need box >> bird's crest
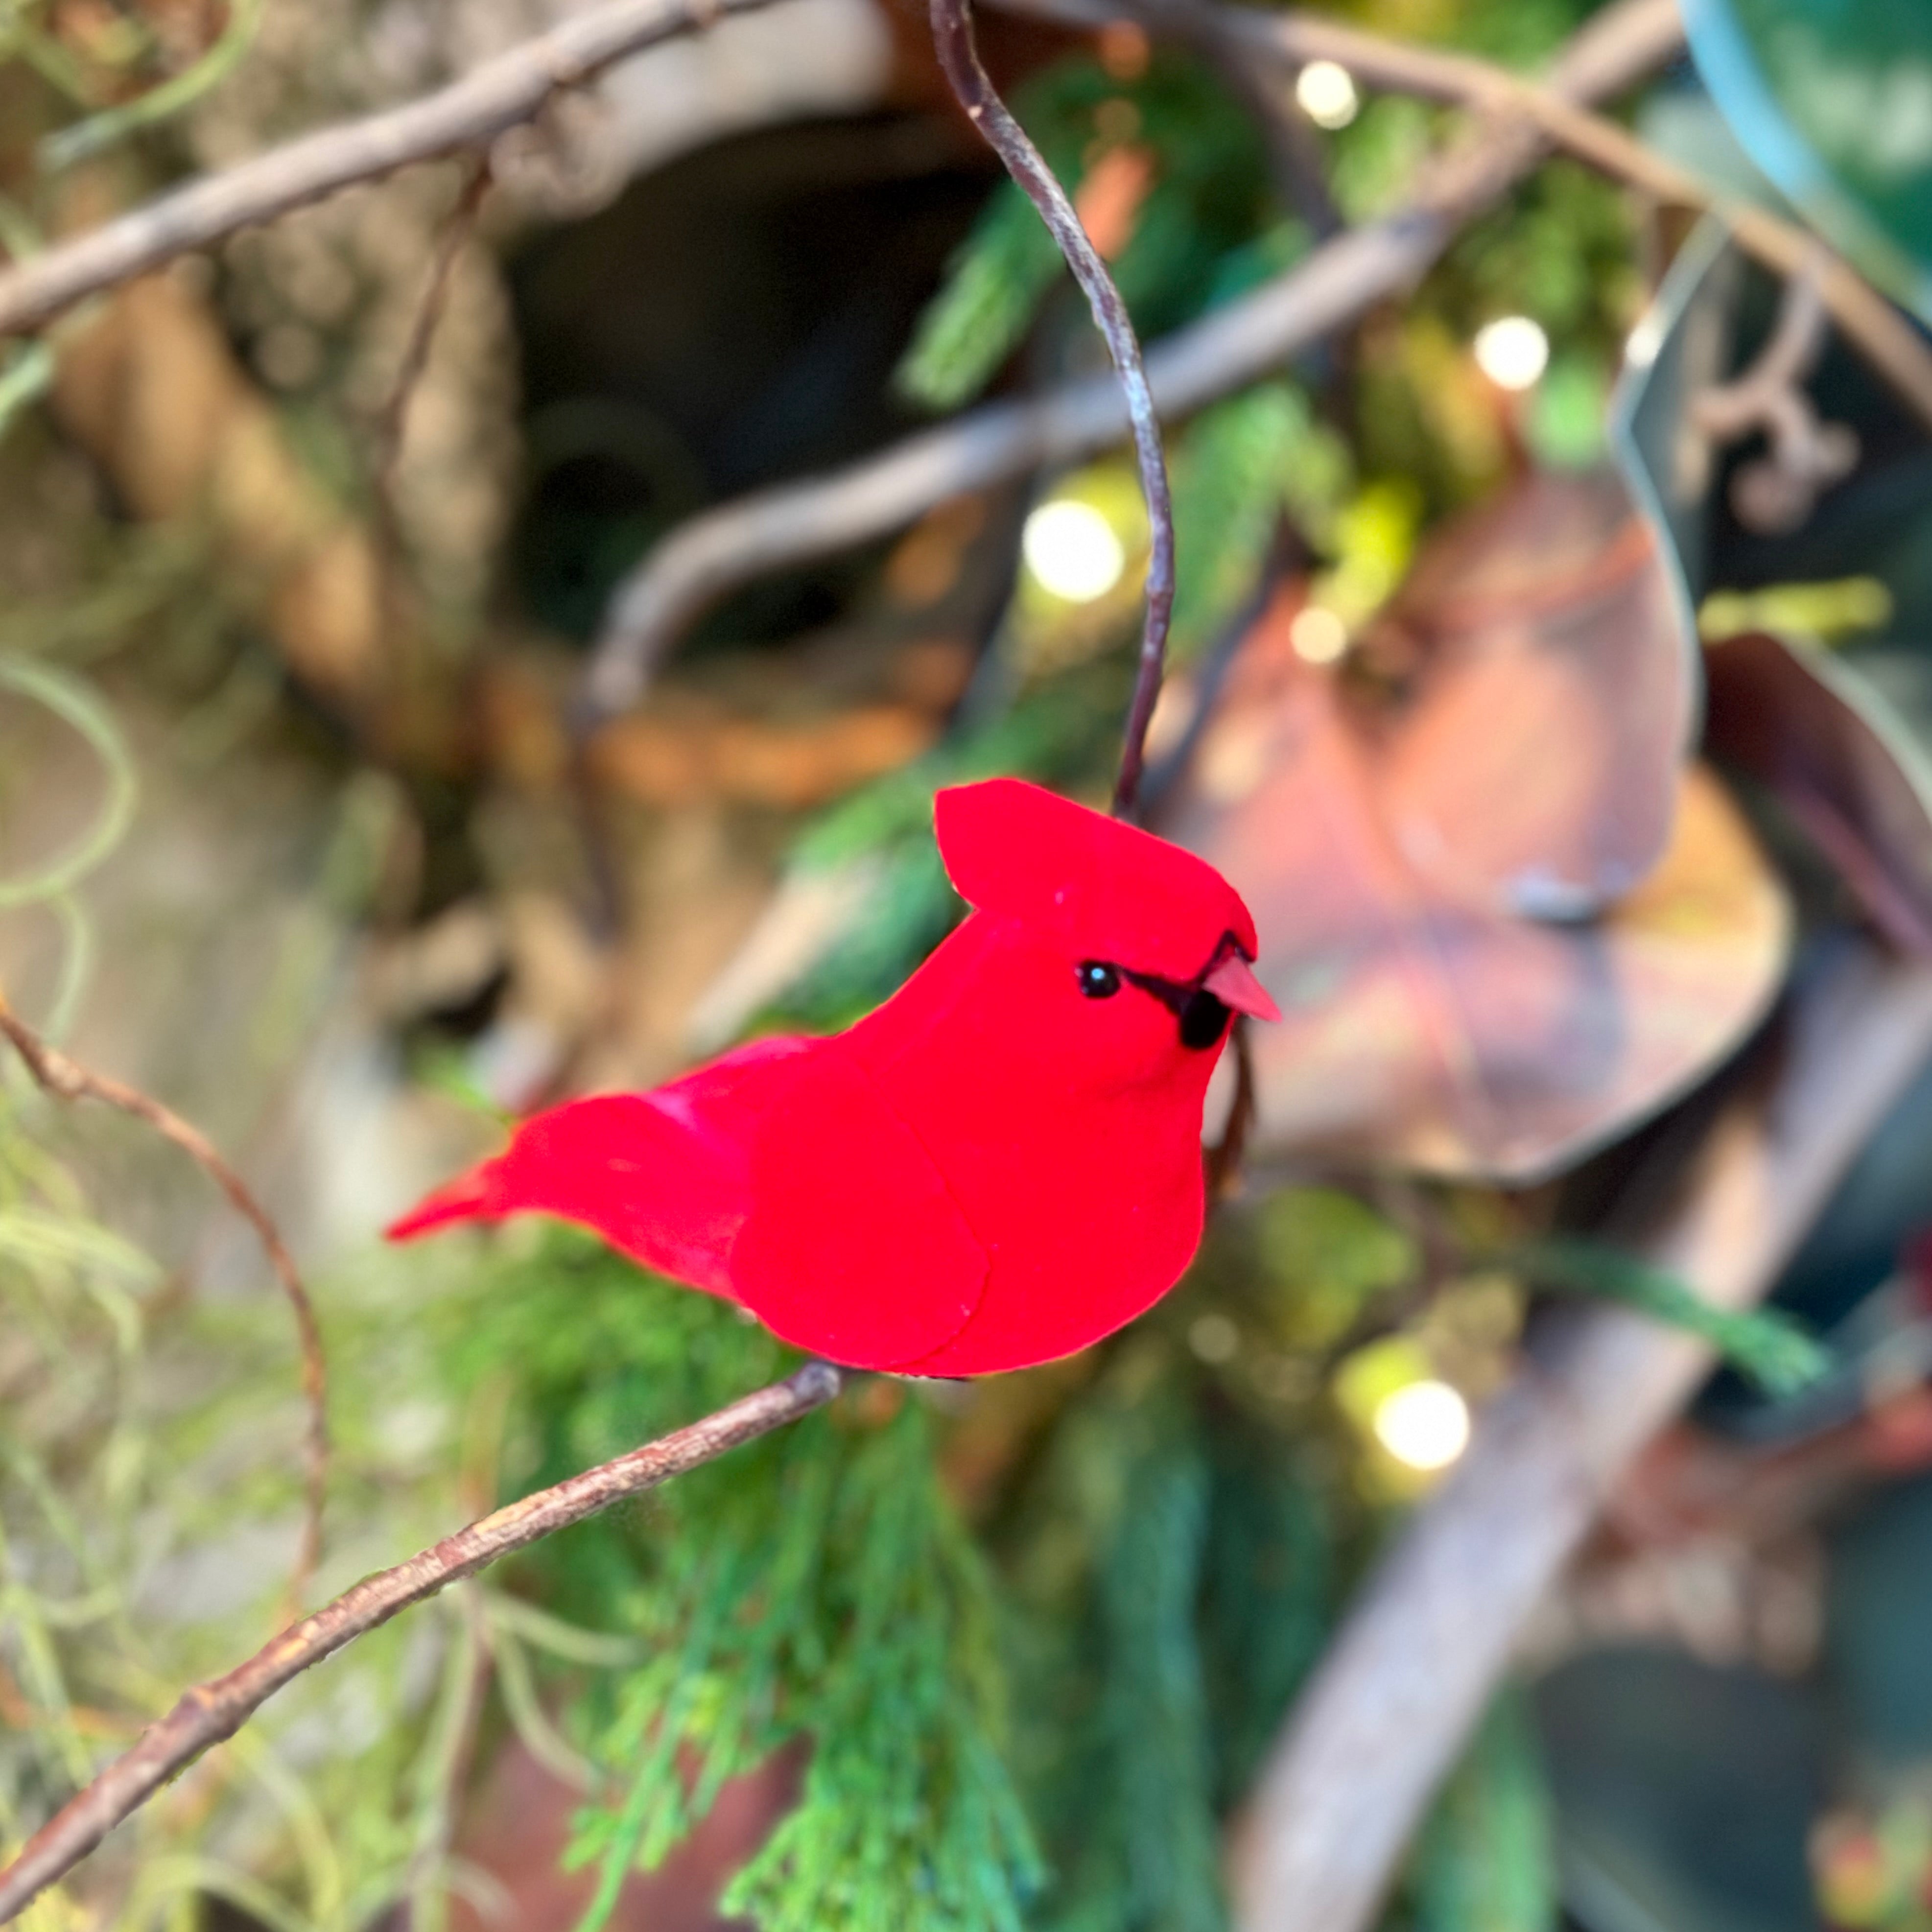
[934,778,1258,981]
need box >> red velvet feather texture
[386,778,1271,1374]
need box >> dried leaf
[1163,570,1788,1180]
[1706,630,1932,956]
[1350,467,1695,919]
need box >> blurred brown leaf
[1348,467,1695,920]
[478,624,971,808]
[1163,487,1787,1179]
[589,696,942,810]
[448,1739,803,1932]
[1706,629,1932,956]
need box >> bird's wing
[727,1042,988,1371]
[385,1035,813,1295]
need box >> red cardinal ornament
[387,779,1278,1375]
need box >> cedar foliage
[436,1234,1041,1932]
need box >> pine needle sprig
[897,56,1272,415]
[1168,382,1352,660]
[1518,1237,1831,1397]
[1405,1691,1557,1932]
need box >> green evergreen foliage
[1443,161,1642,349]
[1329,97,1445,226]
[1519,1237,1831,1396]
[989,1298,1358,1932]
[1102,73,1272,344]
[429,1219,1389,1932]
[1198,219,1313,310]
[1089,1417,1222,1932]
[1405,1692,1558,1932]
[726,1419,1040,1932]
[1338,141,1635,512]
[898,188,1068,413]
[1004,1366,1224,1932]
[1407,0,1597,71]
[436,1232,1040,1932]
[1168,383,1352,660]
[1197,1428,1335,1809]
[897,55,1272,413]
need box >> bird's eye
[1077,961,1122,1000]
[1178,988,1231,1050]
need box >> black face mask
[1074,960,1234,1052]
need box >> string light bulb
[1022,499,1127,602]
[1473,315,1550,391]
[1289,606,1349,663]
[1372,1379,1471,1471]
[1296,60,1360,129]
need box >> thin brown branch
[1226,942,1932,1932]
[576,0,1685,728]
[373,156,493,520]
[0,1359,843,1923]
[0,0,787,339]
[925,0,1174,817]
[0,990,330,1608]
[1695,240,1834,428]
[1203,1015,1256,1200]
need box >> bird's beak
[1204,954,1281,1023]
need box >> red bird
[387,778,1278,1375]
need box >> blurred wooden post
[1229,939,1932,1932]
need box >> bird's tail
[381,1092,749,1299]
[384,1162,503,1242]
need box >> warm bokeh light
[1473,315,1550,391]
[1289,604,1349,663]
[1296,59,1360,129]
[1022,498,1127,602]
[1372,1379,1471,1471]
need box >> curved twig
[0,1360,843,1923]
[1203,1016,1257,1199]
[1690,250,1859,533]
[0,991,330,1607]
[373,156,494,519]
[0,0,789,339]
[576,0,1686,730]
[926,0,1174,818]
